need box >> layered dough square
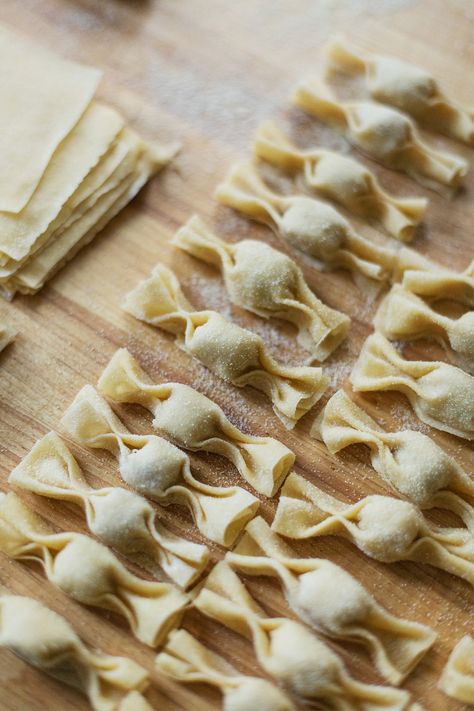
[0,25,177,298]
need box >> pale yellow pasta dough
[439,636,474,704]
[394,247,474,308]
[61,385,259,547]
[0,24,101,213]
[215,162,395,281]
[375,285,474,373]
[2,172,134,296]
[117,692,155,711]
[172,215,350,364]
[0,102,124,265]
[156,628,296,711]
[173,215,350,363]
[294,78,468,191]
[350,332,474,438]
[125,263,328,428]
[97,348,295,497]
[0,594,150,711]
[326,35,474,145]
[226,516,435,686]
[195,561,423,707]
[9,431,209,588]
[0,120,136,280]
[313,390,474,526]
[3,139,171,297]
[254,121,427,241]
[0,491,189,646]
[272,473,474,586]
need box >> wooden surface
[0,1,473,709]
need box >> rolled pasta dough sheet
[0,24,101,213]
[0,127,131,279]
[0,102,124,265]
[0,128,144,284]
[8,145,163,294]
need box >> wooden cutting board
[0,1,472,709]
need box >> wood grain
[0,1,473,709]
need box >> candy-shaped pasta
[97,348,294,497]
[253,121,427,241]
[173,215,350,362]
[0,492,189,646]
[313,390,474,527]
[325,36,474,145]
[215,162,395,281]
[9,431,209,588]
[61,385,259,546]
[124,263,328,428]
[375,285,474,372]
[294,78,468,190]
[439,636,474,704]
[226,516,435,685]
[0,594,152,711]
[272,473,474,587]
[194,561,422,707]
[350,332,474,438]
[394,247,474,308]
[156,628,296,711]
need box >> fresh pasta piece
[97,348,295,497]
[313,390,474,527]
[0,323,15,352]
[0,491,189,646]
[61,385,259,546]
[350,332,474,438]
[9,431,209,588]
[0,594,150,711]
[294,78,468,190]
[0,24,101,214]
[253,121,427,241]
[117,693,154,711]
[325,36,474,145]
[394,247,474,308]
[272,473,474,587]
[125,263,328,428]
[215,162,395,281]
[439,636,474,704]
[156,628,296,711]
[172,215,350,362]
[194,561,420,707]
[227,516,435,685]
[374,285,474,372]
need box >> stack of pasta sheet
[0,25,176,299]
